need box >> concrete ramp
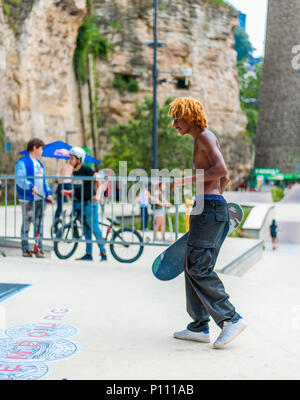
[216,237,264,276]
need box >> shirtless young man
[169,97,246,349]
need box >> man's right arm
[15,160,34,190]
[220,175,230,194]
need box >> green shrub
[132,212,186,233]
[165,213,186,233]
[108,21,124,33]
[73,16,113,84]
[113,74,139,93]
[209,0,231,6]
[271,186,285,202]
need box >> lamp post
[153,0,158,170]
[144,1,192,170]
[144,4,167,170]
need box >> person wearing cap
[68,146,107,261]
[15,138,54,258]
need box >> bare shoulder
[196,129,218,148]
[62,163,73,171]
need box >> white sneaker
[173,329,210,343]
[213,318,246,349]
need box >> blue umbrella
[19,140,101,164]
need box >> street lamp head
[180,68,192,77]
[144,40,167,48]
[242,98,261,104]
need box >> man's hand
[46,195,55,204]
[32,186,39,196]
[220,175,230,194]
[93,195,101,202]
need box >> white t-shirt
[139,189,149,207]
[31,157,45,200]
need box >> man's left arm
[93,172,103,201]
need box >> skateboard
[152,202,243,281]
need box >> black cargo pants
[185,197,240,332]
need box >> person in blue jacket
[16,138,54,257]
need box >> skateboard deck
[152,202,243,281]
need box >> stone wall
[0,0,86,155]
[94,0,246,141]
[0,0,248,182]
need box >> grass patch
[123,212,186,233]
[209,0,232,7]
[229,206,252,238]
[271,186,285,202]
[121,206,252,239]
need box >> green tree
[101,97,193,173]
[234,27,255,62]
[73,16,112,84]
[73,15,113,159]
[238,61,263,139]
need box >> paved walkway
[225,186,300,245]
[0,239,299,380]
[0,188,299,380]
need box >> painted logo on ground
[5,323,78,339]
[0,362,50,380]
[0,337,78,363]
[0,308,80,380]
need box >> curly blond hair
[168,97,208,130]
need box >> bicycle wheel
[50,218,63,238]
[110,227,144,263]
[54,223,80,259]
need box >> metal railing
[0,175,185,256]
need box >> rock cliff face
[0,0,248,184]
[0,0,86,149]
[94,0,246,137]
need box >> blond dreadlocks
[168,97,208,130]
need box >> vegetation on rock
[101,97,193,173]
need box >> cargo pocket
[186,244,214,276]
[215,203,228,222]
[188,246,212,265]
[188,212,217,248]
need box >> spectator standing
[16,138,53,258]
[68,147,107,261]
[152,181,171,241]
[138,185,150,231]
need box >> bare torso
[193,129,224,195]
[58,163,73,184]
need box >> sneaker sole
[173,333,210,343]
[213,324,247,349]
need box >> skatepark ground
[0,242,300,380]
[0,185,300,380]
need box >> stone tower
[255,0,300,173]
